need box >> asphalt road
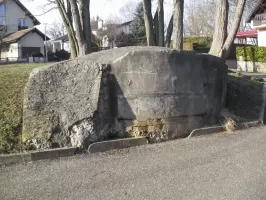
[1,127,266,200]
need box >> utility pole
[44,23,48,62]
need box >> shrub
[236,46,266,62]
[223,118,237,133]
[32,52,44,57]
[55,50,70,60]
[114,32,135,47]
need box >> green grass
[0,63,49,154]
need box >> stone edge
[1,121,262,166]
[0,147,78,166]
[88,137,148,154]
[188,120,262,138]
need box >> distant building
[116,21,133,35]
[247,0,266,46]
[235,30,258,45]
[51,34,98,53]
[51,35,70,53]
[0,0,49,60]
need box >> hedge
[169,37,212,49]
[236,46,266,62]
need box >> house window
[19,18,27,27]
[0,4,5,15]
[18,18,28,30]
[0,16,5,25]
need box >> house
[247,0,266,46]
[51,34,98,53]
[0,0,49,60]
[51,34,70,53]
[235,30,258,45]
[116,21,133,35]
[51,17,117,52]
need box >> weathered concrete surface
[81,47,227,141]
[237,61,266,73]
[226,75,266,121]
[23,60,111,149]
[23,47,227,149]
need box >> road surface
[1,127,266,200]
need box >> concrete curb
[238,121,262,129]
[0,147,78,166]
[188,120,262,138]
[88,137,148,153]
[187,126,224,138]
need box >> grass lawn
[0,63,50,154]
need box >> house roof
[53,34,68,42]
[3,27,50,43]
[246,0,266,22]
[117,21,133,27]
[236,30,258,38]
[0,0,40,25]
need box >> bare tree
[47,20,66,39]
[172,0,184,50]
[119,2,137,22]
[158,0,164,47]
[143,0,156,46]
[37,0,92,58]
[165,15,173,47]
[219,0,246,59]
[210,0,246,59]
[184,0,216,37]
[209,0,229,56]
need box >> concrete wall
[23,47,228,149]
[237,61,266,73]
[226,76,266,121]
[8,43,19,58]
[258,28,266,47]
[83,47,228,140]
[5,0,34,33]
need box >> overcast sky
[20,0,173,33]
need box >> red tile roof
[236,30,258,38]
[3,28,50,43]
[3,28,34,42]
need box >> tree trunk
[172,0,184,50]
[69,0,86,56]
[55,0,78,58]
[209,0,229,56]
[158,0,164,47]
[154,9,159,46]
[220,0,246,59]
[78,0,92,54]
[165,15,173,47]
[143,0,156,46]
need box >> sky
[20,0,173,33]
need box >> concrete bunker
[23,47,227,149]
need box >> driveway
[1,127,266,200]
